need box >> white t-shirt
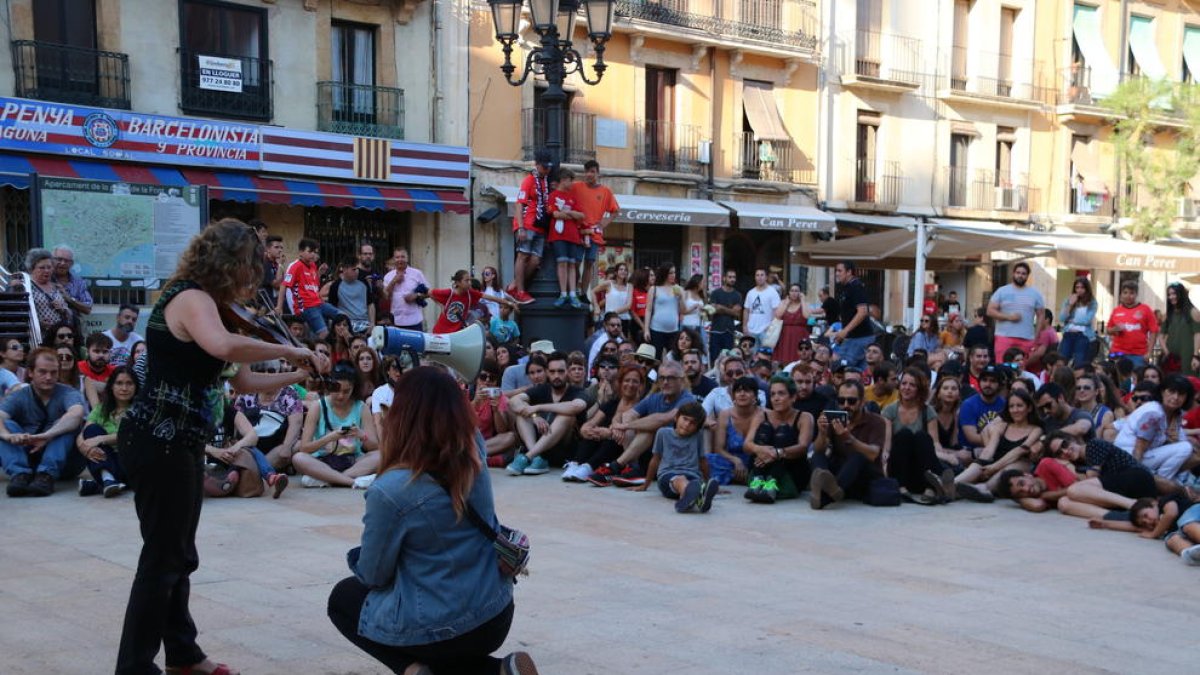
[103,329,144,367]
[743,286,781,335]
[370,383,394,415]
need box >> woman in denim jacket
[327,365,537,675]
[1060,276,1098,368]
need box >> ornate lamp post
[486,0,616,351]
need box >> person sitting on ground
[908,314,941,358]
[665,328,704,368]
[79,332,115,407]
[953,389,1042,502]
[499,340,554,395]
[1113,378,1200,481]
[930,373,972,472]
[489,302,521,345]
[882,367,954,504]
[326,366,537,674]
[1127,496,1200,565]
[328,314,356,365]
[632,402,720,514]
[293,364,380,488]
[864,361,899,412]
[0,347,86,497]
[76,366,136,498]
[103,303,144,368]
[958,363,1007,452]
[506,352,588,476]
[584,312,625,373]
[1035,382,1094,440]
[704,375,762,487]
[1002,346,1042,389]
[0,338,25,392]
[566,351,590,391]
[963,344,991,397]
[791,363,830,420]
[353,347,384,402]
[472,359,518,464]
[782,338,815,375]
[742,375,814,504]
[369,357,405,431]
[202,399,289,499]
[682,348,717,399]
[570,365,648,484]
[584,355,620,417]
[809,380,888,510]
[234,371,306,473]
[586,360,697,487]
[1075,373,1117,442]
[55,344,81,390]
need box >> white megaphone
[369,324,485,380]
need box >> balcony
[943,167,1034,213]
[1068,181,1114,218]
[11,40,131,109]
[521,108,597,165]
[939,47,1054,110]
[854,159,902,207]
[841,30,923,93]
[733,132,814,184]
[316,81,404,140]
[635,120,702,174]
[615,0,818,54]
[179,49,272,121]
[1055,65,1111,124]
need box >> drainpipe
[911,219,928,331]
[1115,0,1129,226]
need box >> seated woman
[370,356,404,431]
[204,401,289,499]
[354,347,384,402]
[930,374,972,472]
[1074,373,1116,442]
[882,367,954,505]
[742,375,813,503]
[473,358,518,465]
[56,344,81,390]
[293,363,380,488]
[707,376,763,485]
[572,365,647,485]
[953,390,1043,501]
[76,366,137,497]
[326,365,536,674]
[234,369,306,473]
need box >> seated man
[588,360,696,486]
[1035,382,1093,439]
[78,332,115,409]
[863,361,898,412]
[0,347,86,497]
[682,349,717,399]
[506,351,588,476]
[958,364,1006,451]
[809,380,887,510]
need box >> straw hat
[634,343,660,364]
[530,339,555,354]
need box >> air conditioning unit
[1179,197,1198,220]
[995,186,1017,210]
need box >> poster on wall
[689,243,703,278]
[708,243,723,290]
[597,241,634,279]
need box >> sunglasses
[57,354,73,361]
[598,363,617,369]
[1076,385,1094,391]
[478,372,497,382]
[1131,395,1152,403]
[725,369,745,377]
[837,397,859,404]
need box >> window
[28,0,100,102]
[855,0,882,76]
[998,7,1017,96]
[179,0,271,119]
[995,128,1014,185]
[951,0,969,89]
[949,133,971,206]
[855,111,879,201]
[1185,26,1200,84]
[642,66,677,169]
[331,22,376,122]
[34,0,96,47]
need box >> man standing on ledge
[570,159,619,299]
[987,261,1044,363]
[830,261,874,370]
[509,150,553,305]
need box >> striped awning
[0,154,468,214]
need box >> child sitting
[1128,496,1200,565]
[634,402,719,513]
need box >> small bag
[761,317,784,349]
[433,477,530,582]
[866,477,902,507]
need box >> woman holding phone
[292,363,379,488]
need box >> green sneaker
[523,455,550,475]
[744,476,765,501]
[760,477,779,504]
[505,453,530,476]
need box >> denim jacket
[1060,298,1098,340]
[349,438,513,646]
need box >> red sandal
[165,663,237,675]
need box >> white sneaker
[571,463,593,482]
[1181,544,1200,566]
[560,461,579,482]
[300,475,330,488]
[352,473,377,490]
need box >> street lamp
[486,0,616,351]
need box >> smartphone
[824,410,849,425]
[482,387,501,398]
[340,425,353,433]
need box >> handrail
[18,271,41,347]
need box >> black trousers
[811,449,879,502]
[887,429,945,494]
[115,429,206,675]
[572,435,622,468]
[327,576,513,674]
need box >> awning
[1073,4,1118,97]
[0,154,468,213]
[798,219,1052,263]
[1070,139,1108,194]
[1053,236,1200,273]
[1186,27,1200,86]
[832,212,919,228]
[487,185,730,228]
[1128,16,1168,80]
[742,82,790,142]
[718,200,835,233]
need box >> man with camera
[809,380,887,509]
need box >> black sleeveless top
[122,281,228,446]
[753,410,803,454]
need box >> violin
[217,292,335,390]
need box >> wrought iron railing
[943,47,1054,103]
[11,40,131,109]
[1059,64,1094,105]
[316,81,405,140]
[943,167,1033,211]
[636,120,701,173]
[734,132,814,184]
[853,30,922,85]
[615,0,818,52]
[179,49,272,120]
[855,159,902,205]
[521,108,597,165]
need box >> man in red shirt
[509,150,554,304]
[278,238,339,339]
[570,159,620,297]
[547,169,585,309]
[1107,280,1159,368]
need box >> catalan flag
[354,137,391,181]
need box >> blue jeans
[835,335,875,370]
[302,303,342,336]
[1060,332,1090,367]
[248,447,276,477]
[82,423,127,483]
[0,419,83,479]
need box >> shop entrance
[722,229,786,294]
[633,224,682,274]
[304,207,409,274]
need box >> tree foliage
[1100,78,1200,241]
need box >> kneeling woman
[327,366,537,674]
[293,364,379,488]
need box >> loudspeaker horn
[369,324,485,381]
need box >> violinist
[115,219,328,675]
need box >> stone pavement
[1,471,1197,674]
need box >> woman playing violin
[115,219,327,675]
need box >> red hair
[379,366,481,517]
